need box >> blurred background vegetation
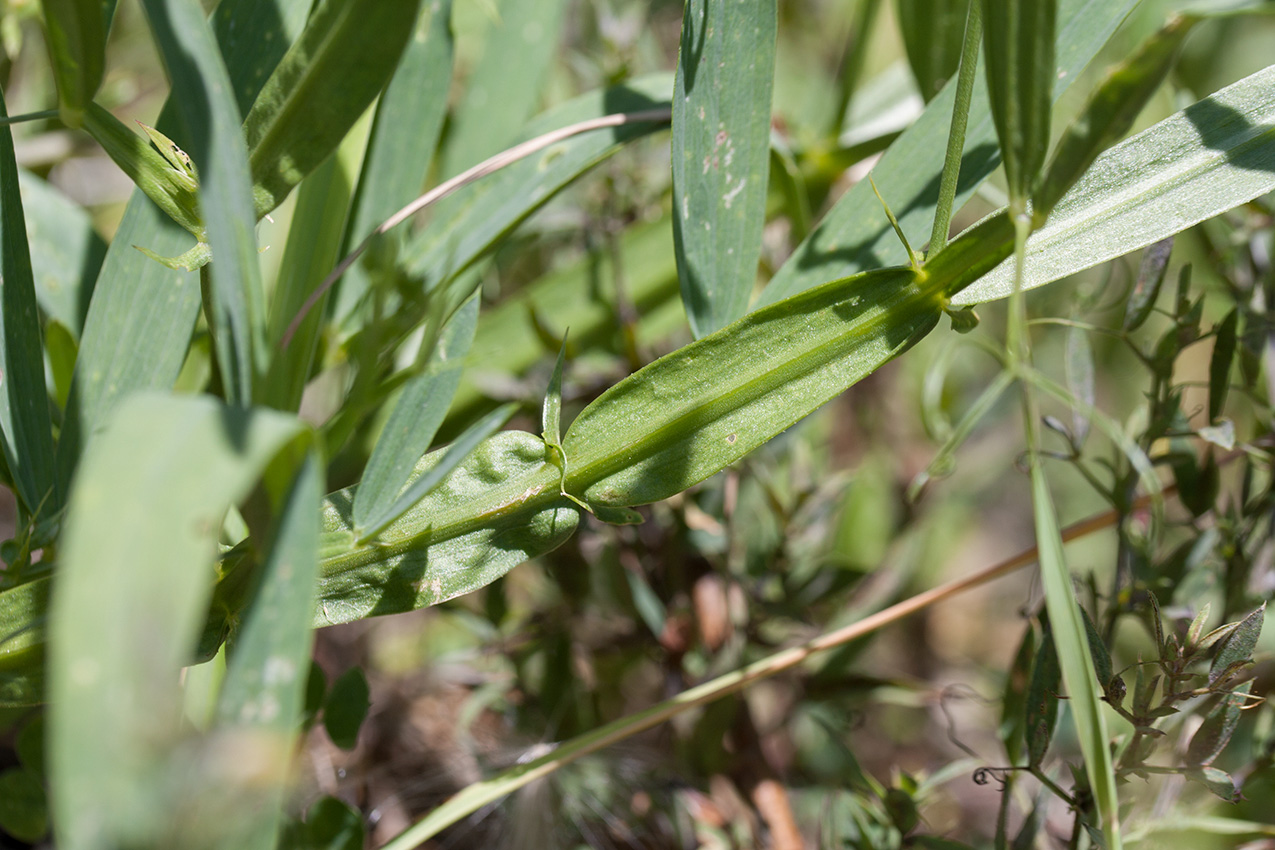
[1,0,1274,847]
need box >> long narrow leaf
[141,0,266,407]
[756,0,1137,308]
[0,90,57,520]
[672,0,776,336]
[17,168,105,338]
[244,0,422,219]
[352,296,479,532]
[356,402,516,544]
[955,63,1275,304]
[39,0,113,127]
[1029,467,1120,843]
[979,0,1055,215]
[48,393,313,850]
[214,449,322,850]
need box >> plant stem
[379,496,1161,850]
[0,109,60,126]
[927,1,982,257]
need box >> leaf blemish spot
[726,433,737,444]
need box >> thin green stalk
[378,498,1154,850]
[927,1,982,256]
[0,109,60,126]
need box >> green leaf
[293,796,364,850]
[17,168,105,337]
[322,668,370,751]
[330,0,454,324]
[999,627,1035,765]
[403,75,673,288]
[0,767,47,842]
[244,0,423,219]
[48,393,316,850]
[1035,14,1198,219]
[355,403,517,544]
[898,0,974,101]
[39,0,112,127]
[1122,238,1173,332]
[1209,309,1239,422]
[213,450,322,850]
[0,578,49,706]
[758,0,1137,308]
[435,0,568,179]
[1029,467,1120,841]
[263,116,369,410]
[1079,604,1112,687]
[80,103,205,239]
[1209,603,1264,686]
[1065,324,1094,448]
[141,0,267,407]
[0,89,58,520]
[672,0,776,337]
[562,266,943,507]
[1184,766,1241,803]
[1187,680,1251,766]
[979,0,1055,215]
[352,297,480,536]
[312,430,580,626]
[954,63,1275,305]
[1025,629,1059,767]
[542,333,567,449]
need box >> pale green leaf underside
[956,63,1275,305]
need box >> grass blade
[954,64,1275,304]
[898,0,974,102]
[48,393,312,850]
[672,0,776,337]
[979,0,1055,216]
[757,0,1136,308]
[1028,465,1121,846]
[39,0,112,127]
[141,0,265,407]
[355,402,516,544]
[17,168,105,338]
[0,90,57,521]
[261,111,369,410]
[214,449,322,850]
[244,0,422,219]
[352,296,479,534]
[330,0,454,325]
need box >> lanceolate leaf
[352,296,479,533]
[898,0,974,101]
[49,393,316,850]
[244,0,423,219]
[756,0,1137,308]
[979,0,1055,214]
[39,0,113,128]
[0,90,57,519]
[955,64,1275,305]
[17,168,106,338]
[672,0,776,337]
[311,431,581,625]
